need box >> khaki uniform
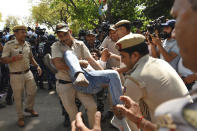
[100,36,120,68]
[51,39,97,128]
[2,39,37,119]
[124,55,191,129]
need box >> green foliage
[0,12,2,22]
[138,0,174,19]
[30,0,174,33]
[31,0,69,30]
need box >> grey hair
[189,0,197,10]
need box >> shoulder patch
[74,39,84,45]
[6,40,15,45]
[25,41,31,46]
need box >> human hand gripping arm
[87,56,104,70]
[115,96,157,131]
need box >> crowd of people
[0,0,197,130]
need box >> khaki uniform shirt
[124,55,190,122]
[100,36,120,68]
[51,39,91,81]
[2,39,32,72]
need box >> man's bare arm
[110,53,121,61]
[30,56,39,67]
[87,56,103,70]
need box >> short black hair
[118,23,131,32]
[189,0,197,10]
[121,42,149,56]
[90,49,101,58]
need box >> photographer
[151,20,180,71]
[34,27,47,89]
[85,30,101,51]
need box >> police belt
[10,69,30,75]
[58,79,72,84]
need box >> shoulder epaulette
[6,40,15,45]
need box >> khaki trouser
[56,82,97,128]
[10,71,37,119]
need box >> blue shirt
[160,39,180,71]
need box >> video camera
[35,27,46,36]
[100,21,110,37]
[146,16,167,40]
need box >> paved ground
[0,85,118,131]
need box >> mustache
[61,39,69,43]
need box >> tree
[5,16,19,30]
[138,0,174,19]
[31,0,174,33]
[0,12,2,22]
[21,16,35,28]
[31,0,70,31]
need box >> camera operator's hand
[151,36,162,46]
[71,112,101,131]
[12,54,23,62]
[79,60,89,68]
[101,48,110,62]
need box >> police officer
[1,25,42,127]
[115,33,191,130]
[115,20,132,39]
[114,20,133,74]
[51,23,97,128]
